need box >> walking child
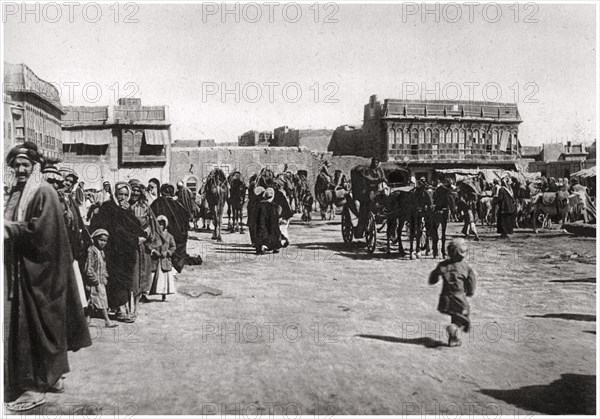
[85,229,117,328]
[429,238,476,347]
[150,215,176,301]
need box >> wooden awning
[144,129,170,145]
[63,129,111,145]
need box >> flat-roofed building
[61,98,171,189]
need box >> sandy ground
[9,214,596,416]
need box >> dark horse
[227,171,247,233]
[431,182,454,258]
[384,186,434,259]
[205,168,228,241]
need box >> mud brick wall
[169,146,370,191]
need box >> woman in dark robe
[150,183,191,273]
[255,188,283,254]
[494,178,516,238]
[90,182,147,322]
[4,142,91,411]
[128,179,163,307]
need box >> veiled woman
[90,182,147,322]
[147,178,160,205]
[4,142,91,411]
[150,183,190,273]
[128,179,163,307]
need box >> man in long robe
[129,179,163,307]
[4,142,91,411]
[494,178,516,238]
[150,183,191,273]
[176,180,198,225]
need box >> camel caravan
[184,162,596,254]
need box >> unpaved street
[23,217,596,416]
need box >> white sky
[3,2,597,146]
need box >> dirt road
[16,217,596,416]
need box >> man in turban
[4,142,91,411]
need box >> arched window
[459,129,466,144]
[452,129,459,144]
[432,129,440,145]
[419,128,425,144]
[492,130,498,146]
[411,129,419,145]
[473,129,479,144]
[425,129,432,144]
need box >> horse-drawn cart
[341,164,411,254]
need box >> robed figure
[4,142,91,411]
[150,183,191,273]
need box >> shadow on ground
[526,313,596,322]
[355,334,445,348]
[549,277,596,284]
[479,373,596,415]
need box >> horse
[383,185,434,259]
[227,171,247,233]
[532,191,570,233]
[205,168,229,241]
[314,169,349,220]
[430,183,455,258]
[478,195,495,226]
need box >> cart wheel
[342,205,354,243]
[366,212,377,254]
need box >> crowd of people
[3,142,205,411]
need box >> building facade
[328,95,522,177]
[238,130,274,147]
[61,98,171,189]
[527,141,594,178]
[3,62,64,162]
[273,126,333,151]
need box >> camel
[227,171,247,233]
[205,168,229,241]
[276,171,299,213]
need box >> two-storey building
[61,98,171,189]
[328,95,523,179]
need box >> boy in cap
[428,238,476,347]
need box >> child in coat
[85,229,117,327]
[150,215,176,301]
[429,238,476,347]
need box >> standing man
[176,180,199,227]
[494,178,516,239]
[4,142,91,412]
